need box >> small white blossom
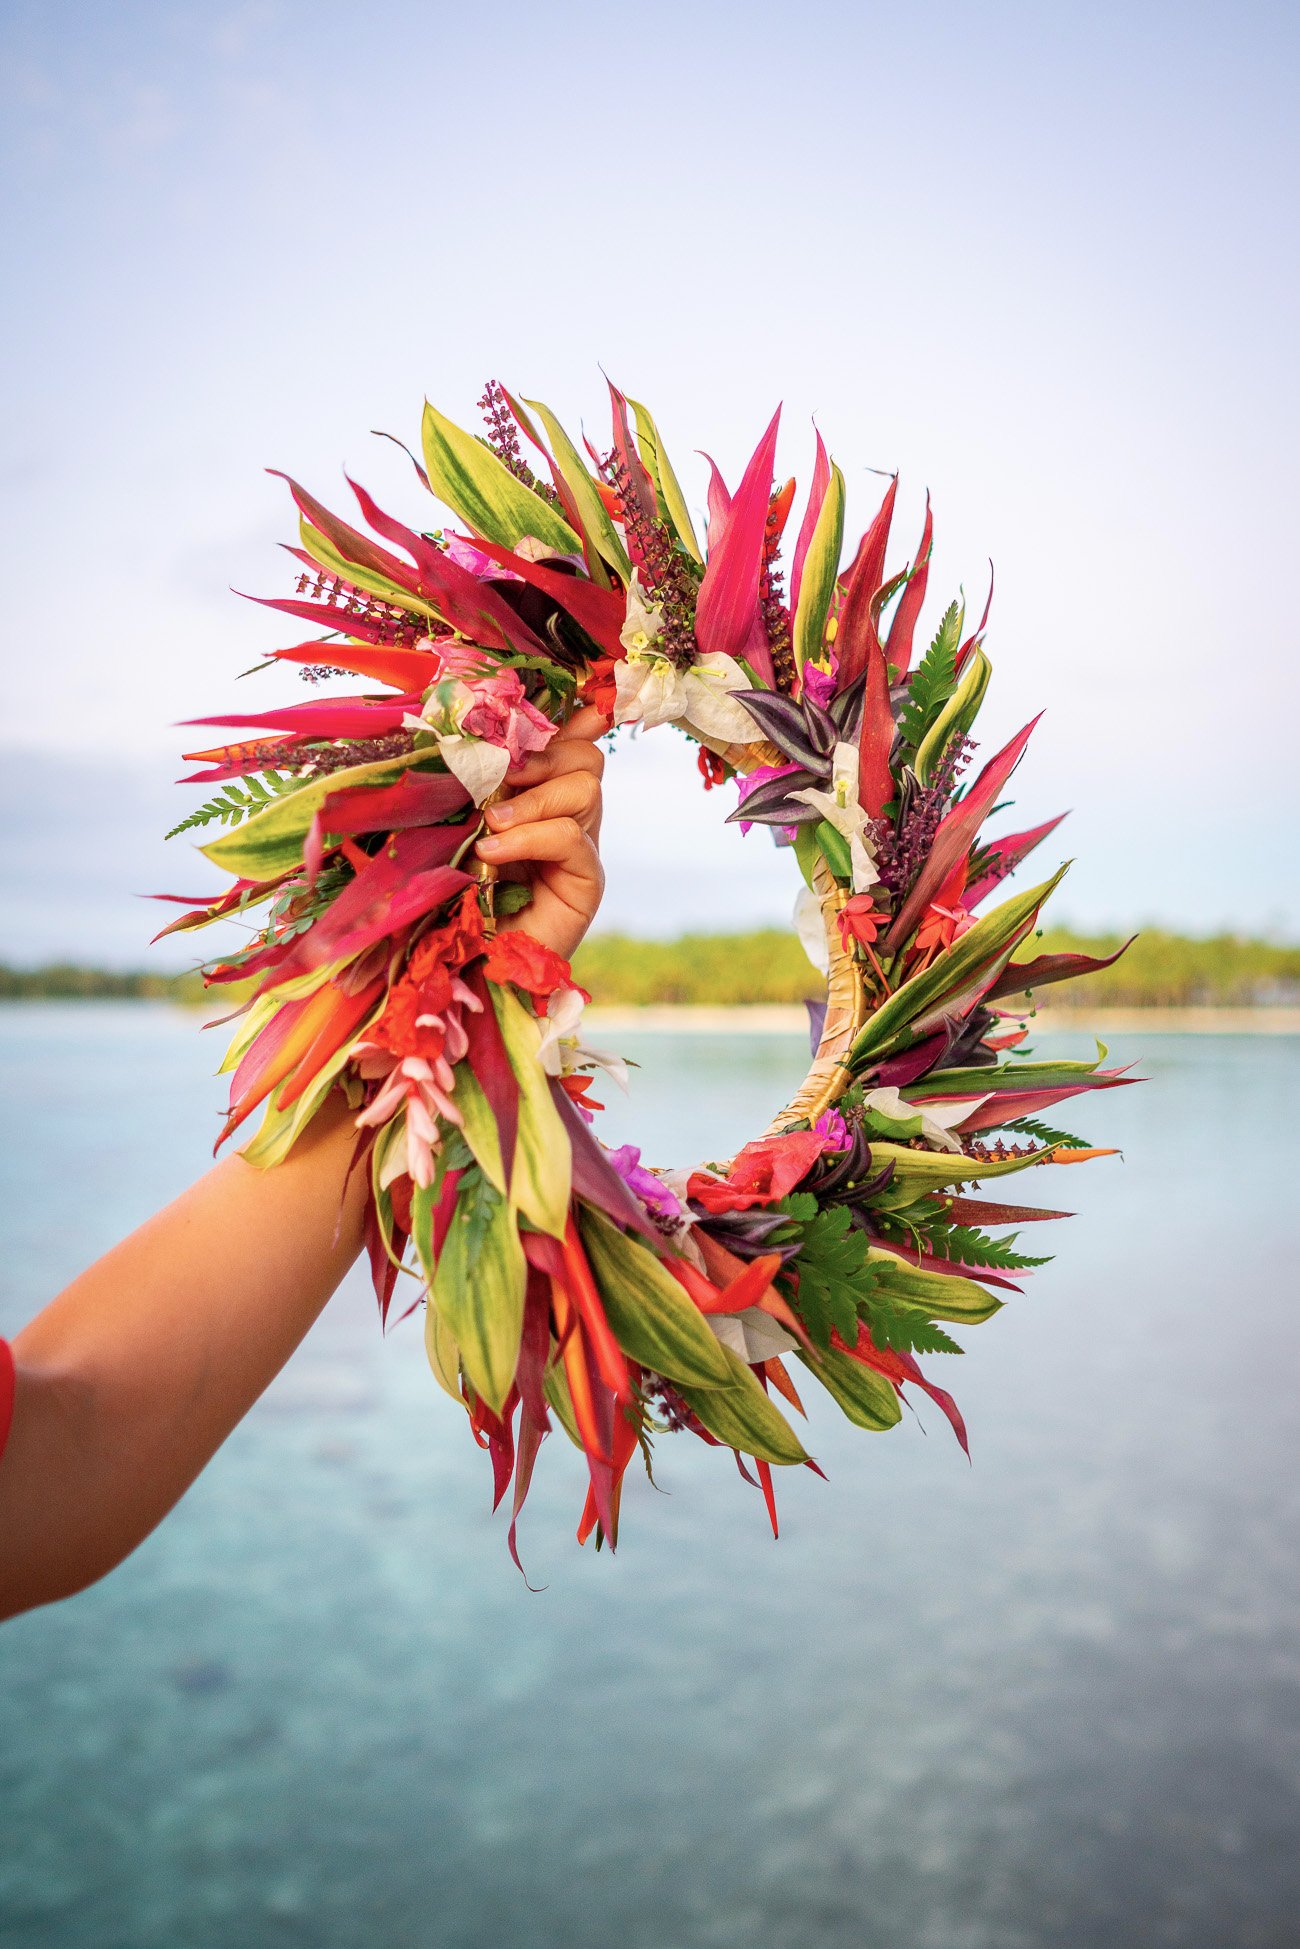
[535,987,630,1091]
[791,741,882,893]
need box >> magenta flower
[606,1143,683,1222]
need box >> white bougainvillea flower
[613,573,757,748]
[791,740,882,894]
[619,570,665,656]
[859,1085,991,1154]
[705,1306,800,1365]
[535,986,630,1092]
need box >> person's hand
[473,703,608,962]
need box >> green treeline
[3,927,1298,1008]
[571,927,1300,1009]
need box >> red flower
[483,928,587,1006]
[577,655,619,718]
[837,894,886,954]
[687,1130,826,1212]
[697,748,730,791]
[369,889,486,1060]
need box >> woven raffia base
[716,738,870,1142]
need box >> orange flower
[837,893,886,954]
[484,928,587,1007]
[913,901,974,956]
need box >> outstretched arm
[0,720,605,1620]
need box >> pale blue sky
[2,0,1297,961]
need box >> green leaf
[814,819,852,883]
[774,1200,881,1351]
[424,1298,463,1402]
[793,462,846,674]
[238,1032,364,1169]
[522,397,631,582]
[166,770,300,841]
[298,519,439,622]
[452,1064,507,1192]
[799,1346,902,1430]
[199,749,445,878]
[866,1248,1003,1323]
[914,646,990,784]
[625,395,703,562]
[849,868,1068,1067]
[543,1357,583,1449]
[425,1168,525,1414]
[677,1345,809,1463]
[578,1207,734,1390]
[492,987,572,1237]
[897,600,962,749]
[421,401,581,557]
[1003,1116,1090,1150]
[868,1140,1064,1196]
[867,1311,965,1356]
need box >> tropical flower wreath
[161,380,1135,1566]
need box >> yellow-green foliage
[571,928,1300,1009]
[6,928,1299,1010]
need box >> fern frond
[897,601,961,748]
[1002,1116,1089,1150]
[165,771,300,841]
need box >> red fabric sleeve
[0,1338,14,1465]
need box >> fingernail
[476,835,501,855]
[489,803,515,826]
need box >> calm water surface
[1,1005,1297,1949]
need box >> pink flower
[607,1144,683,1222]
[459,670,556,766]
[813,1107,850,1151]
[800,659,838,710]
[735,761,801,839]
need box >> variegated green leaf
[793,461,846,673]
[298,520,439,622]
[915,647,991,784]
[625,394,703,562]
[678,1345,809,1464]
[452,1064,507,1193]
[427,1172,525,1414]
[239,1033,363,1169]
[579,1207,733,1389]
[424,1298,464,1402]
[800,1347,902,1430]
[851,869,1068,1067]
[867,1249,1003,1324]
[421,401,580,557]
[492,987,571,1237]
[869,1140,1066,1197]
[543,1357,583,1449]
[522,397,632,581]
[200,749,445,878]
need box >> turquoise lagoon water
[1,1005,1297,1948]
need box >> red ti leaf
[694,406,781,684]
[884,492,933,678]
[455,537,627,655]
[834,475,899,687]
[984,935,1137,1003]
[268,471,423,595]
[964,813,1068,910]
[885,715,1042,949]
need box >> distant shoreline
[584,1004,1300,1036]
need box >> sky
[2,0,1297,965]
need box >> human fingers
[551,702,612,744]
[505,738,605,788]
[484,768,600,836]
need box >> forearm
[0,1094,366,1620]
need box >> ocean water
[1,1005,1297,1949]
